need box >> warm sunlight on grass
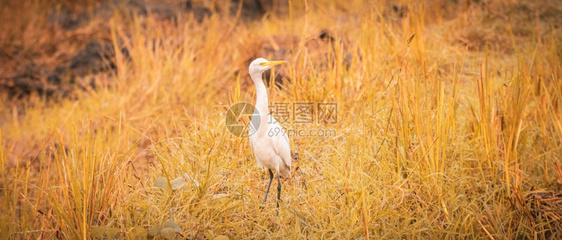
[1,0,561,239]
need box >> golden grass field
[1,0,561,239]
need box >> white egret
[248,58,292,208]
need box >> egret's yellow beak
[259,60,287,67]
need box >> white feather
[247,58,292,178]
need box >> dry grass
[1,0,561,239]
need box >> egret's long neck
[251,72,269,135]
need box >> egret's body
[248,58,291,207]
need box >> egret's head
[249,58,286,77]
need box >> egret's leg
[276,175,281,208]
[262,169,274,205]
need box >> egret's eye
[259,62,267,66]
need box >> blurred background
[2,0,559,98]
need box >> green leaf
[105,227,120,238]
[168,173,200,190]
[162,220,182,232]
[214,235,230,240]
[91,226,106,238]
[91,226,120,238]
[154,177,167,189]
[160,228,177,240]
[169,176,186,190]
[148,225,162,237]
[130,226,147,239]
